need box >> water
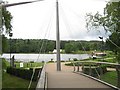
[2,53,90,62]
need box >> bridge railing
[72,61,120,89]
[36,63,47,90]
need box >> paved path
[45,62,115,89]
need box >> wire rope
[28,4,55,89]
[59,3,87,55]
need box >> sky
[6,0,110,41]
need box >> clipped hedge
[82,66,107,77]
[7,67,42,81]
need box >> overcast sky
[6,0,110,41]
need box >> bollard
[77,62,79,72]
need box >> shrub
[73,58,78,61]
[82,66,107,77]
[30,61,34,63]
[7,67,42,81]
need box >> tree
[2,35,8,52]
[106,32,120,54]
[86,1,120,87]
[0,3,12,34]
[0,2,13,54]
[65,43,73,53]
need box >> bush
[7,67,42,81]
[82,66,107,77]
[48,61,54,63]
[65,62,80,66]
[73,58,78,61]
[30,61,34,63]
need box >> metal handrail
[71,60,76,72]
[73,61,120,89]
[36,63,47,90]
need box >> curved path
[45,62,115,89]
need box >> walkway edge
[74,71,119,90]
[36,64,47,90]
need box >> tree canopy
[86,1,120,54]
[86,1,120,33]
[86,1,120,87]
[0,2,13,34]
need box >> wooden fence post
[77,62,79,72]
[116,65,120,88]
[82,62,85,73]
[89,63,92,76]
[98,63,103,79]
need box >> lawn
[14,62,43,69]
[2,72,37,89]
[101,71,117,87]
[2,58,42,89]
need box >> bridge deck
[45,63,115,89]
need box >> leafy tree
[106,32,120,54]
[1,4,12,34]
[2,35,8,52]
[0,3,13,54]
[65,43,73,53]
[86,1,120,87]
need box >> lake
[2,53,91,62]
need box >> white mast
[56,0,61,71]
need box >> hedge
[7,67,42,81]
[82,66,107,77]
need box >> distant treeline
[2,35,109,53]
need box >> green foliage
[2,58,37,89]
[106,32,120,54]
[6,67,42,81]
[65,43,74,53]
[2,35,8,53]
[82,66,107,77]
[73,58,78,61]
[3,38,105,53]
[1,7,13,34]
[104,2,120,32]
[2,72,37,89]
[86,1,120,63]
[86,1,120,32]
[2,58,9,69]
[101,71,117,86]
[14,62,43,69]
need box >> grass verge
[2,58,41,89]
[2,72,37,89]
[101,71,117,87]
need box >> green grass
[2,58,9,69]
[2,58,42,89]
[101,71,117,86]
[2,72,37,89]
[14,62,43,69]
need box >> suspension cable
[28,5,55,89]
[59,3,87,54]
[61,3,120,52]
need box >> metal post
[9,33,12,67]
[116,65,120,88]
[99,36,103,52]
[82,63,85,73]
[89,63,92,76]
[77,62,79,72]
[56,0,61,71]
[99,64,103,79]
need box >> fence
[36,63,47,90]
[72,61,120,89]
